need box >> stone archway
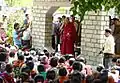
[32,0,71,51]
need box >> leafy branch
[70,0,120,22]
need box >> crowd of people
[52,15,78,55]
[0,46,120,83]
[0,14,32,51]
[0,13,120,83]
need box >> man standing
[70,15,78,31]
[103,29,115,69]
[52,17,62,52]
[13,23,26,49]
[60,17,77,55]
[55,17,62,52]
[24,14,31,25]
[22,24,32,50]
[110,18,120,56]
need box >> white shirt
[22,28,31,40]
[103,35,115,54]
[8,57,16,64]
[108,70,119,83]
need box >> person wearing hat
[102,28,115,69]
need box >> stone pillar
[45,7,59,46]
[32,6,59,49]
[81,11,110,65]
[32,0,70,50]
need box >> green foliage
[6,23,13,36]
[5,0,33,7]
[6,10,24,45]
[70,0,120,22]
[6,10,24,37]
[6,23,14,45]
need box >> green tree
[70,0,120,22]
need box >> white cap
[105,28,112,33]
[98,64,104,68]
[40,51,45,55]
[30,50,36,56]
[117,59,120,63]
[69,54,73,56]
[69,58,75,61]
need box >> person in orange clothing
[55,67,68,83]
[108,75,115,83]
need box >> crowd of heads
[0,46,119,83]
[54,15,77,24]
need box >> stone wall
[32,6,50,48]
[32,0,70,50]
[32,6,58,48]
[81,11,110,65]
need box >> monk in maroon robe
[60,17,77,55]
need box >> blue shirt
[13,30,21,46]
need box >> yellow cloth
[6,37,13,45]
[0,39,2,44]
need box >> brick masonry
[32,6,59,48]
[81,11,110,65]
[32,0,69,50]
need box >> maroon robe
[60,22,77,55]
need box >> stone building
[32,0,110,65]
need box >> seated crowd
[0,46,120,83]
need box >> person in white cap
[102,28,115,69]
